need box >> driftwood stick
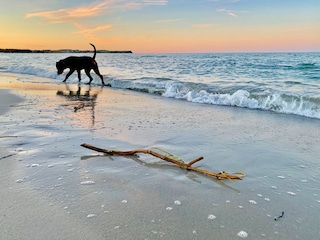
[80,143,245,181]
[0,136,18,138]
[81,143,186,167]
[186,156,204,167]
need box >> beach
[1,73,320,239]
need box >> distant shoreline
[0,48,132,54]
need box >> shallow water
[1,52,320,119]
[1,73,320,239]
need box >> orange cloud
[25,1,111,22]
[74,23,112,34]
[25,0,167,23]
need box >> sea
[1,52,320,119]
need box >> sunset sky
[1,0,319,53]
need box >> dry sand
[1,73,320,239]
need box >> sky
[0,0,319,53]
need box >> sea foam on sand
[1,73,320,240]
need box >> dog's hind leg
[93,67,105,85]
[85,69,94,84]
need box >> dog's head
[56,60,66,75]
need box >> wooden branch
[81,143,245,182]
[0,136,18,138]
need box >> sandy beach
[1,73,320,240]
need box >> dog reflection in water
[56,84,99,126]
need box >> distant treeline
[0,48,132,54]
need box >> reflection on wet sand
[80,153,240,192]
[56,84,101,126]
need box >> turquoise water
[1,52,319,118]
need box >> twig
[81,143,245,182]
[0,136,18,138]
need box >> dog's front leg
[63,69,75,82]
[77,70,82,82]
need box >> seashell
[174,200,181,205]
[208,214,216,220]
[287,191,296,196]
[249,200,257,205]
[237,230,248,238]
[80,180,95,185]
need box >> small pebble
[237,230,248,238]
[87,214,97,218]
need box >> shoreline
[0,88,25,116]
[1,73,320,239]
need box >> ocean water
[1,52,320,119]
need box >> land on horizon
[0,48,132,54]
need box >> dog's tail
[90,43,96,59]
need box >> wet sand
[1,73,320,239]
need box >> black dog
[56,43,105,85]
